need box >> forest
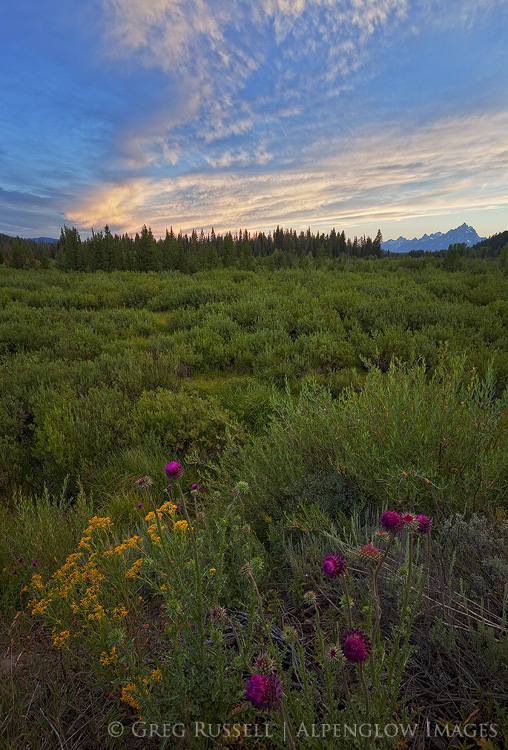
[2,224,508,273]
[1,254,508,749]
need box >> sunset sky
[1,0,508,242]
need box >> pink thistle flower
[356,542,383,565]
[245,673,283,712]
[17,557,24,563]
[165,462,183,480]
[321,553,347,578]
[340,627,372,664]
[191,483,199,491]
[380,510,405,534]
[402,513,419,532]
[31,560,38,566]
[416,514,433,534]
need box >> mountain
[29,236,59,244]
[382,223,486,254]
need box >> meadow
[1,258,508,748]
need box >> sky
[1,0,508,243]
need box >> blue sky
[1,0,508,242]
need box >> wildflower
[126,559,143,578]
[235,481,249,493]
[165,461,183,480]
[327,645,345,665]
[356,542,383,565]
[31,559,38,566]
[402,513,419,531]
[173,520,189,532]
[379,510,404,534]
[12,570,17,575]
[340,627,372,664]
[121,683,141,710]
[209,567,216,575]
[191,483,199,491]
[137,503,143,508]
[211,605,227,621]
[321,553,347,578]
[167,484,173,490]
[52,630,70,648]
[135,476,153,489]
[17,557,24,563]
[158,501,178,515]
[245,673,283,711]
[303,590,317,604]
[416,514,433,534]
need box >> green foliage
[221,359,508,527]
[2,262,508,496]
[127,387,238,457]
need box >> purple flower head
[167,484,173,490]
[31,559,38,566]
[340,627,372,664]
[416,514,433,534]
[245,673,283,712]
[165,461,183,480]
[137,503,143,508]
[322,553,347,579]
[380,510,405,534]
[191,483,199,491]
[17,557,24,563]
[12,570,17,575]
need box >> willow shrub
[220,357,508,526]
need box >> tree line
[1,225,384,272]
[2,225,507,273]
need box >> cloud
[66,110,508,236]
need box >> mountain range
[381,223,486,254]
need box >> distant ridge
[0,233,58,244]
[382,223,486,254]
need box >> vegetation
[1,257,508,748]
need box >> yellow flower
[52,629,70,648]
[173,520,189,532]
[209,568,216,575]
[124,535,144,549]
[99,647,118,666]
[126,559,143,579]
[112,606,128,619]
[121,683,141,710]
[158,501,177,516]
[145,511,156,522]
[146,523,163,545]
[78,536,92,550]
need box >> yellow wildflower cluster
[106,535,144,557]
[158,501,177,516]
[146,523,163,545]
[144,511,156,522]
[143,668,162,686]
[99,647,119,666]
[52,629,70,648]
[84,516,113,534]
[125,558,143,579]
[173,520,189,532]
[121,683,142,710]
[112,605,128,619]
